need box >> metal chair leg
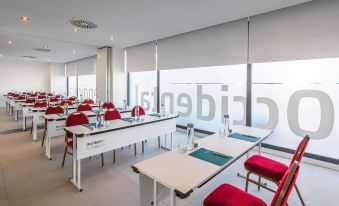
[142,141,144,154]
[41,129,46,147]
[113,150,116,164]
[101,153,104,168]
[30,121,33,134]
[61,146,67,168]
[158,136,161,148]
[245,172,251,192]
[134,143,137,156]
[295,184,306,206]
[258,176,261,190]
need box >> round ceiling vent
[23,55,37,59]
[70,19,98,29]
[33,47,51,52]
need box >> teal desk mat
[121,117,134,123]
[148,113,162,118]
[189,148,233,166]
[228,133,259,142]
[83,122,104,129]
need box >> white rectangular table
[132,125,272,206]
[42,108,131,159]
[21,102,34,130]
[64,114,178,191]
[12,99,26,121]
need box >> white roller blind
[126,41,156,72]
[76,56,96,75]
[65,62,76,76]
[249,0,339,63]
[157,18,248,70]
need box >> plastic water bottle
[135,106,140,121]
[123,99,127,109]
[160,104,165,116]
[224,114,231,135]
[186,123,194,150]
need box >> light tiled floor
[0,107,338,206]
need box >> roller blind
[249,0,339,63]
[76,56,96,75]
[126,41,156,72]
[157,18,248,70]
[65,62,76,76]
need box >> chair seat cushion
[204,183,267,206]
[67,140,73,147]
[244,155,288,182]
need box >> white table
[21,103,34,130]
[42,108,131,159]
[64,114,178,191]
[11,99,26,121]
[132,125,272,206]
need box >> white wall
[49,62,67,95]
[112,47,127,107]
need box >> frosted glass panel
[252,58,339,159]
[129,71,157,112]
[160,65,247,132]
[68,76,77,97]
[78,75,96,100]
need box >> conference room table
[132,125,272,206]
[9,98,26,119]
[42,108,131,159]
[64,114,178,191]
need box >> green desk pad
[228,133,259,142]
[189,148,233,166]
[121,117,134,123]
[83,122,104,129]
[148,113,162,117]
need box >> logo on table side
[86,139,105,150]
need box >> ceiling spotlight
[8,40,13,45]
[20,16,30,22]
[72,28,79,32]
[73,49,76,53]
[110,35,114,41]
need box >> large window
[252,58,339,159]
[129,71,157,112]
[160,65,247,132]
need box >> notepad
[148,113,162,118]
[228,133,259,142]
[121,117,134,123]
[189,148,233,166]
[83,123,103,129]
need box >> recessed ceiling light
[8,40,13,45]
[73,49,76,54]
[0,54,3,57]
[72,28,79,32]
[110,35,114,41]
[20,16,30,22]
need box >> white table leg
[45,130,51,160]
[32,117,37,141]
[153,180,158,206]
[139,173,154,206]
[70,133,82,191]
[170,189,176,206]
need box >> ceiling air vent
[33,47,51,52]
[70,19,98,29]
[23,55,37,59]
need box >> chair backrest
[55,95,62,99]
[45,106,64,115]
[40,92,46,95]
[77,104,92,112]
[289,135,310,166]
[131,106,146,117]
[13,93,19,97]
[18,95,26,100]
[104,109,121,120]
[60,100,73,106]
[25,98,36,103]
[38,95,46,99]
[47,93,54,96]
[49,97,59,102]
[83,99,94,104]
[270,162,300,206]
[33,101,47,108]
[102,102,115,109]
[68,96,77,101]
[65,112,89,139]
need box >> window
[252,58,339,159]
[129,71,157,112]
[160,65,247,132]
[78,75,96,100]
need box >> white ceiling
[0,0,311,63]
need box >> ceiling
[0,0,311,63]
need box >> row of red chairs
[203,135,310,206]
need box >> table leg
[32,118,37,141]
[45,132,51,160]
[160,134,172,151]
[153,180,159,206]
[70,133,82,191]
[170,189,177,206]
[139,173,154,206]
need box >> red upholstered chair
[102,102,115,109]
[25,98,36,103]
[18,95,26,100]
[60,100,73,106]
[40,92,46,95]
[104,109,121,163]
[49,97,59,103]
[243,135,310,206]
[55,94,62,99]
[61,112,104,167]
[83,99,94,104]
[204,162,300,206]
[47,93,53,96]
[38,95,46,99]
[41,106,64,147]
[30,101,48,134]
[68,96,77,101]
[131,106,146,117]
[77,104,92,112]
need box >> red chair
[18,95,26,100]
[60,100,73,106]
[49,97,59,103]
[55,94,63,99]
[25,98,35,104]
[68,96,77,101]
[38,95,46,99]
[40,92,47,95]
[62,112,104,167]
[204,161,300,206]
[104,109,121,163]
[47,93,53,96]
[30,101,48,134]
[77,104,92,112]
[131,106,146,117]
[244,135,310,206]
[83,99,94,104]
[102,102,115,109]
[41,106,64,147]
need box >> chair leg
[101,153,104,168]
[134,143,137,156]
[142,141,144,154]
[30,121,33,134]
[295,184,306,206]
[41,129,46,147]
[245,172,251,192]
[113,149,116,164]
[158,136,161,148]
[61,146,67,168]
[258,176,261,191]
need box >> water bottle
[123,99,127,109]
[160,104,165,116]
[135,106,140,121]
[224,114,231,135]
[96,110,102,128]
[186,123,194,150]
